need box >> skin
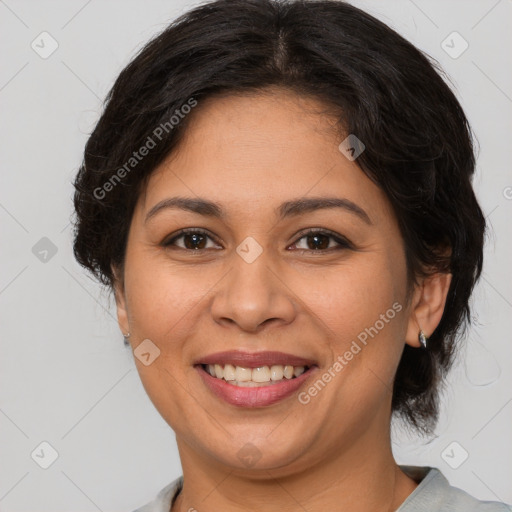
[112,87,452,512]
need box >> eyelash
[162,227,353,253]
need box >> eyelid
[163,227,221,247]
[163,227,354,252]
[291,227,354,250]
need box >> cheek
[314,262,403,336]
[124,251,215,342]
[122,254,211,422]
[301,253,407,382]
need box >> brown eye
[290,229,352,252]
[163,229,221,250]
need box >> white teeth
[227,380,273,387]
[223,363,236,381]
[270,365,284,381]
[252,366,271,382]
[283,365,294,379]
[235,366,252,382]
[293,366,305,377]
[204,363,308,384]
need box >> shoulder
[130,468,511,512]
[130,475,183,512]
[398,465,512,512]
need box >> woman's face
[114,88,422,474]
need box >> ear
[405,272,452,348]
[111,264,129,336]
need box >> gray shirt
[132,465,512,512]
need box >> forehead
[137,89,392,224]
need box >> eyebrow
[144,196,372,225]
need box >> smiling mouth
[198,363,313,387]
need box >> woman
[71,0,511,510]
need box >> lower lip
[195,365,318,407]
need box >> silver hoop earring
[418,329,428,349]
[123,332,131,344]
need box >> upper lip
[194,350,317,368]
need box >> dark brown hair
[72,0,486,435]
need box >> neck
[171,422,418,512]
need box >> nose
[210,247,297,333]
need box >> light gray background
[1,0,511,510]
